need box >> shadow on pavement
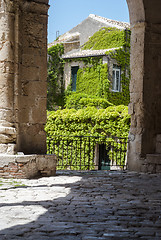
[0,171,161,239]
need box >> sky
[48,0,129,43]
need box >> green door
[71,66,79,91]
[98,144,110,170]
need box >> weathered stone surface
[0,154,57,178]
[127,0,161,172]
[0,0,49,155]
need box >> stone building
[62,48,123,94]
[49,15,130,102]
[49,14,129,51]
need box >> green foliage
[65,92,113,110]
[46,28,131,170]
[76,62,110,98]
[45,105,130,139]
[47,44,65,110]
[83,27,125,50]
[79,97,113,109]
[106,30,131,105]
[64,29,131,106]
[65,58,110,100]
[45,105,130,170]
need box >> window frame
[71,66,79,92]
[112,64,121,92]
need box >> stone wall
[127,0,161,172]
[18,0,49,154]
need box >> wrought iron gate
[47,135,128,170]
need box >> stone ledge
[0,154,57,179]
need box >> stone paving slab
[0,170,161,239]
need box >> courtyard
[0,170,161,239]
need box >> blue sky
[48,0,129,43]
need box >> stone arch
[127,0,161,172]
[0,0,161,173]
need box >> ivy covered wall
[47,44,64,110]
[76,59,109,98]
[65,28,131,106]
[82,27,125,50]
[46,27,131,162]
[47,27,131,110]
[45,105,130,170]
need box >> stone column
[0,0,57,178]
[127,0,161,172]
[0,0,49,154]
[0,0,17,154]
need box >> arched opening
[0,0,161,173]
[47,0,131,170]
[47,0,161,173]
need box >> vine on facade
[65,28,131,106]
[47,43,64,110]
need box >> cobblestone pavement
[0,170,161,240]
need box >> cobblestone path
[0,171,161,239]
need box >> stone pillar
[0,0,17,154]
[127,0,161,172]
[0,0,57,178]
[0,0,48,154]
[16,0,49,154]
[0,0,49,155]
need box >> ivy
[106,29,131,105]
[65,28,131,106]
[46,28,131,170]
[65,93,113,109]
[82,27,125,50]
[45,105,130,170]
[47,44,65,110]
[45,105,130,139]
[76,62,110,98]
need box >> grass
[0,178,26,188]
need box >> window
[71,66,79,91]
[112,64,121,92]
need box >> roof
[89,14,130,30]
[48,32,80,48]
[62,47,122,59]
[48,14,130,48]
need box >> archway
[0,0,161,173]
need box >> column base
[0,154,57,179]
